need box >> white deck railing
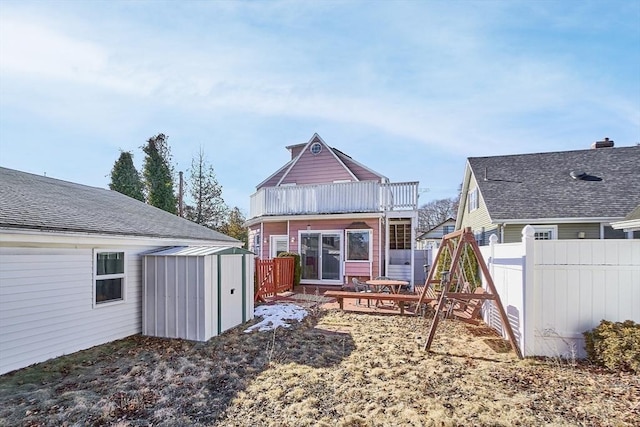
[249,181,418,218]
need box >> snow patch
[244,303,308,333]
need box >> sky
[1,0,639,215]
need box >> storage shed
[143,246,255,341]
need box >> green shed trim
[217,253,222,336]
[242,254,247,322]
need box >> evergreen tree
[109,151,144,201]
[220,207,248,247]
[185,148,228,229]
[142,133,177,214]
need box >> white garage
[142,246,255,341]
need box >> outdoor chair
[352,277,372,307]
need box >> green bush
[433,240,480,292]
[277,252,301,286]
[583,320,640,373]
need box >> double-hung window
[94,251,125,305]
[468,188,479,212]
[346,230,371,261]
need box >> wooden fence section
[255,257,295,302]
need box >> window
[270,235,289,258]
[310,142,322,155]
[389,222,411,249]
[442,225,455,234]
[532,226,556,240]
[254,233,261,257]
[467,188,479,212]
[346,230,371,261]
[94,251,125,305]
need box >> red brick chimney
[591,137,614,149]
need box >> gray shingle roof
[0,167,239,243]
[468,145,640,221]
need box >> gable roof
[276,133,357,185]
[461,145,640,222]
[256,133,387,189]
[611,204,640,231]
[416,218,456,240]
[0,167,239,243]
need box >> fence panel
[255,257,295,301]
[481,233,640,359]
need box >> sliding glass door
[300,232,341,281]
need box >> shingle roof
[468,145,640,221]
[0,167,239,242]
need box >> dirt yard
[1,305,638,426]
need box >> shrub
[583,320,640,373]
[277,252,301,286]
[433,239,480,291]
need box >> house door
[300,232,342,282]
[270,235,289,258]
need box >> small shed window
[94,251,125,305]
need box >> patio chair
[352,277,372,307]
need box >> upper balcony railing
[249,181,419,219]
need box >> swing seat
[450,287,486,325]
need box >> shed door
[219,255,245,333]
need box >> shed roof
[145,246,254,256]
[466,145,640,221]
[0,167,239,243]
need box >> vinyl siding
[281,146,353,185]
[503,223,602,243]
[338,156,383,182]
[459,174,493,233]
[0,246,150,375]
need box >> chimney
[591,137,614,149]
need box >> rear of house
[0,167,242,375]
[245,134,420,287]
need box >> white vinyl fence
[479,226,640,359]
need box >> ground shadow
[0,307,355,426]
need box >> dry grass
[1,307,638,426]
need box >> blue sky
[1,0,639,215]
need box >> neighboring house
[245,133,420,286]
[0,167,243,375]
[455,139,640,244]
[416,218,456,250]
[611,204,640,232]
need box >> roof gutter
[495,217,624,225]
[244,212,385,227]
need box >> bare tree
[418,197,459,231]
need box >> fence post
[522,225,536,357]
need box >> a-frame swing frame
[417,227,523,359]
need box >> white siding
[0,246,151,375]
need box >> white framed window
[442,225,455,234]
[346,230,371,261]
[310,142,322,155]
[270,235,289,258]
[94,250,125,306]
[254,233,261,257]
[533,225,557,240]
[468,188,479,212]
